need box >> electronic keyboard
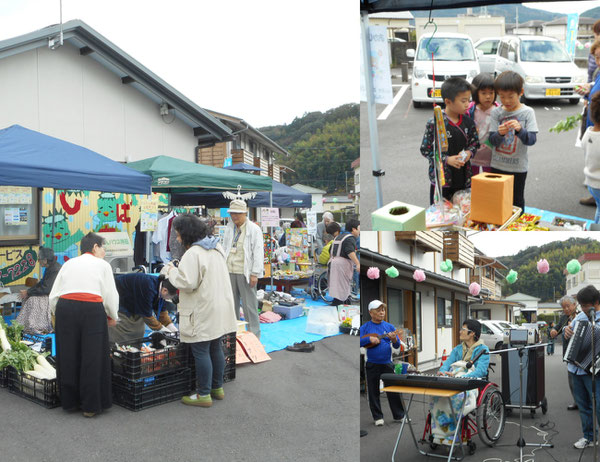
[381,373,488,391]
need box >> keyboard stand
[383,385,468,462]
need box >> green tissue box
[371,201,426,231]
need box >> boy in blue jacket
[360,299,406,426]
[438,318,490,379]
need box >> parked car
[494,35,586,104]
[407,32,481,108]
[479,320,507,351]
[474,37,501,74]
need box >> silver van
[494,35,586,104]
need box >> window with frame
[499,41,508,58]
[481,324,494,335]
[472,309,491,320]
[387,288,404,328]
[477,40,499,55]
[0,187,39,245]
[437,297,452,327]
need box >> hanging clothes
[152,211,176,262]
[168,216,185,260]
[133,219,146,266]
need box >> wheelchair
[420,364,506,456]
[309,264,329,302]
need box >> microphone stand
[493,343,554,462]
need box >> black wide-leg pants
[55,298,112,413]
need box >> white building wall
[0,44,199,163]
[567,261,600,296]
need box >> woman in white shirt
[49,232,119,418]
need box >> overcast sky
[0,0,357,128]
[468,231,600,257]
[528,1,600,14]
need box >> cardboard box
[471,173,514,225]
[371,201,426,231]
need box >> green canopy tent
[126,155,272,193]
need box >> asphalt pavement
[1,334,359,462]
[361,73,593,229]
[360,342,599,462]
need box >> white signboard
[102,232,133,257]
[260,208,280,228]
[360,25,393,105]
[306,211,318,235]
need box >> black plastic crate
[7,367,60,408]
[111,334,187,379]
[0,367,7,388]
[112,367,191,411]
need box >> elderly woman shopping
[162,214,237,407]
[17,247,61,333]
[326,218,360,306]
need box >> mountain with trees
[410,5,600,22]
[496,238,600,302]
[260,104,359,194]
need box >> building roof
[0,20,232,145]
[369,12,414,20]
[538,302,561,309]
[474,254,508,270]
[361,248,488,296]
[292,184,327,194]
[579,253,600,263]
[504,292,541,302]
[351,158,360,169]
[517,20,544,28]
[205,109,290,157]
[545,16,596,26]
[324,195,353,203]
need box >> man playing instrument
[360,299,406,427]
[565,285,600,449]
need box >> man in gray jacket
[222,200,264,338]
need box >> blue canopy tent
[0,124,152,250]
[0,124,151,194]
[170,179,312,208]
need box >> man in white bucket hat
[222,199,264,338]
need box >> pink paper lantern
[413,269,426,282]
[537,259,549,274]
[367,267,380,280]
[469,282,481,296]
[585,41,592,49]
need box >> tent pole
[50,188,56,251]
[361,10,384,209]
[270,191,273,292]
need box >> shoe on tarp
[286,341,315,352]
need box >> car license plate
[429,88,442,98]
[546,88,561,96]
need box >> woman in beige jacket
[163,214,237,407]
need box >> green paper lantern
[333,198,338,203]
[385,266,399,278]
[578,43,584,50]
[506,269,518,284]
[567,259,582,275]
[440,259,453,272]
[312,201,316,206]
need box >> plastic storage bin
[112,368,191,411]
[273,303,304,320]
[305,306,340,336]
[111,334,187,379]
[7,367,60,408]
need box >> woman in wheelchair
[430,319,490,447]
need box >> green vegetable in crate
[0,325,11,352]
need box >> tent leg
[50,188,56,251]
[270,191,274,292]
[361,10,384,209]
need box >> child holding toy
[583,92,600,223]
[489,71,538,212]
[466,73,499,175]
[420,77,480,204]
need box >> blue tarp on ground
[0,124,152,194]
[170,179,312,208]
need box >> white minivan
[494,35,586,104]
[407,32,480,108]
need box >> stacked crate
[111,334,190,411]
[7,366,60,408]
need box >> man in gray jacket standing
[222,200,264,338]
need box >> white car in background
[407,32,481,108]
[494,35,586,104]
[479,320,511,351]
[474,37,501,74]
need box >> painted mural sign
[0,248,37,285]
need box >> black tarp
[361,0,584,13]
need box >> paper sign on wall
[261,207,280,228]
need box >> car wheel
[495,342,503,351]
[413,100,422,109]
[569,98,580,105]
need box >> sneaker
[374,419,384,426]
[211,387,225,400]
[82,412,96,418]
[574,438,593,449]
[182,394,212,407]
